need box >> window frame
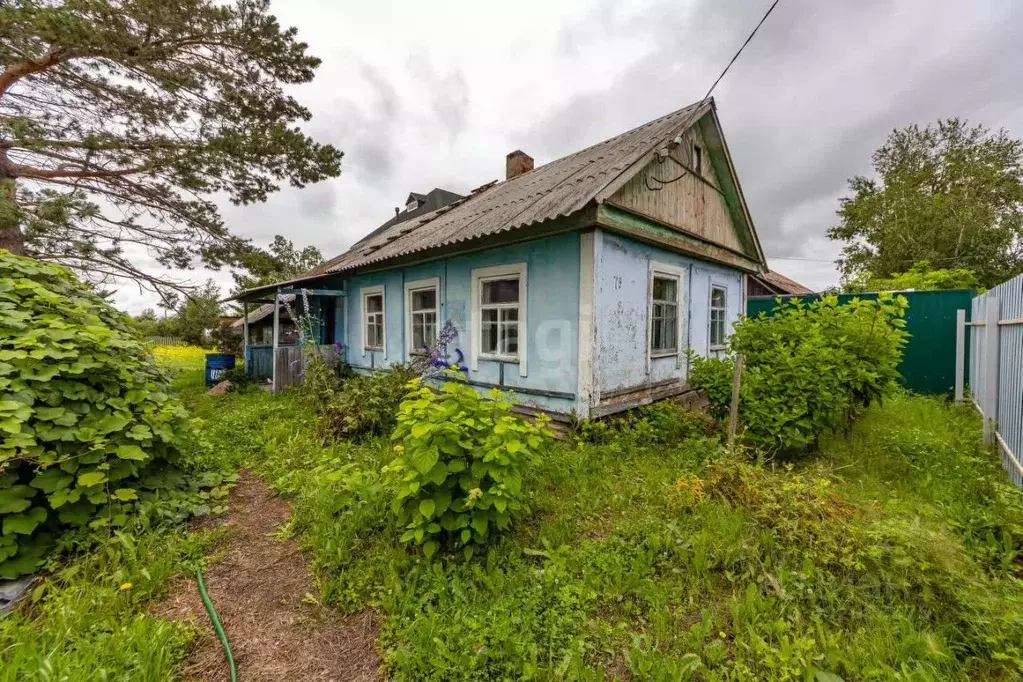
[693,143,703,176]
[360,285,386,356]
[404,277,440,357]
[470,262,527,376]
[646,261,685,369]
[709,283,728,351]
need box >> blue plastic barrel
[204,353,236,386]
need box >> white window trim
[470,262,527,377]
[709,282,729,351]
[404,277,440,357]
[360,285,385,357]
[646,261,686,373]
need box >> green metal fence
[746,289,974,395]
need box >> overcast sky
[111,0,1023,314]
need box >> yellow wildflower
[119,582,133,591]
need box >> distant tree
[844,261,980,293]
[0,0,343,300]
[828,119,1023,289]
[174,279,221,346]
[232,234,323,293]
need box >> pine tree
[0,0,343,298]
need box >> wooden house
[228,98,767,417]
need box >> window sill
[364,346,384,352]
[709,345,727,352]
[479,355,520,364]
[649,350,680,359]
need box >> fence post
[983,296,1000,446]
[727,354,744,451]
[954,309,966,402]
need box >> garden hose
[193,561,238,682]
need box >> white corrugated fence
[970,274,1023,488]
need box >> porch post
[271,290,281,394]
[242,301,250,375]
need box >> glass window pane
[482,322,498,353]
[412,319,425,349]
[653,277,677,302]
[366,294,383,313]
[412,288,436,311]
[501,307,518,323]
[482,278,519,304]
[711,287,726,309]
[503,323,518,355]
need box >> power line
[648,0,782,189]
[700,0,782,105]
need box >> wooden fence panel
[273,344,338,392]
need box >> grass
[0,348,223,682]
[185,374,1023,681]
[5,345,1023,681]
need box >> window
[710,285,727,348]
[362,286,385,352]
[406,199,419,213]
[693,144,703,176]
[650,275,680,355]
[471,263,527,375]
[480,278,519,358]
[405,278,439,354]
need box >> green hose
[193,561,237,682]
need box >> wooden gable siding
[606,127,745,254]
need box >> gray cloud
[110,0,1023,312]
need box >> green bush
[690,294,908,453]
[387,378,553,559]
[319,364,417,441]
[0,253,194,577]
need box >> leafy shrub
[319,364,417,441]
[690,294,908,453]
[0,253,194,577]
[387,378,553,558]
[576,400,715,446]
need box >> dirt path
[156,473,382,682]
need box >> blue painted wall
[322,232,582,413]
[593,229,744,396]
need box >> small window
[693,144,703,176]
[364,292,384,350]
[650,275,679,355]
[406,199,419,213]
[409,285,438,352]
[710,286,727,348]
[480,277,520,359]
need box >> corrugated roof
[231,294,295,328]
[313,100,706,276]
[759,271,814,295]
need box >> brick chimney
[506,150,534,180]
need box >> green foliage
[388,379,553,558]
[0,253,196,577]
[179,364,1023,681]
[210,318,242,354]
[577,400,716,446]
[690,294,909,454]
[844,260,980,293]
[173,279,222,347]
[0,0,342,295]
[318,365,417,441]
[232,235,324,293]
[0,523,217,681]
[828,118,1023,289]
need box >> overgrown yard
[4,349,1023,680]
[182,365,1022,680]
